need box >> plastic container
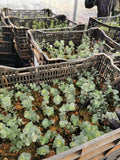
[27,27,120,65]
[10,24,84,67]
[88,16,120,44]
[0,19,17,67]
[1,53,120,159]
[6,14,77,30]
[1,7,55,19]
[0,53,120,89]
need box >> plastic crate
[0,19,31,68]
[45,128,120,160]
[7,14,77,30]
[12,27,34,67]
[27,27,120,65]
[0,53,120,159]
[0,19,17,67]
[0,53,120,89]
[88,16,120,44]
[10,24,84,67]
[2,7,55,19]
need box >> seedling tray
[1,53,120,159]
[7,14,77,30]
[88,15,120,44]
[27,27,120,65]
[1,7,55,19]
[10,24,85,67]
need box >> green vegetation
[38,35,107,60]
[0,69,119,159]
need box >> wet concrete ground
[0,0,97,23]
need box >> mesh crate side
[1,8,55,19]
[8,15,77,29]
[0,53,120,89]
[27,27,120,65]
[88,17,120,44]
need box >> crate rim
[27,27,120,63]
[89,17,120,30]
[45,127,120,160]
[0,53,119,71]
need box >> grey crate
[27,27,120,65]
[2,7,55,19]
[88,15,120,44]
[1,53,120,159]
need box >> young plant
[56,146,69,154]
[42,118,53,128]
[24,110,39,122]
[70,114,80,126]
[53,134,65,148]
[53,95,63,105]
[36,145,50,156]
[20,122,41,146]
[18,152,31,160]
[43,106,54,117]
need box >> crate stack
[1,7,85,67]
[0,19,18,67]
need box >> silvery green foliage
[18,152,31,160]
[102,111,118,121]
[56,146,69,154]
[59,120,68,128]
[43,106,54,117]
[37,145,50,156]
[53,135,65,148]
[1,96,12,111]
[70,115,80,126]
[42,118,53,128]
[59,103,76,112]
[53,95,62,105]
[24,110,39,122]
[15,83,30,93]
[70,121,104,148]
[39,130,51,145]
[20,122,41,146]
[22,98,33,110]
[41,88,50,104]
[50,87,60,96]
[30,83,41,92]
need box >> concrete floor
[0,0,97,23]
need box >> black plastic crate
[10,24,85,67]
[27,27,120,65]
[2,7,55,19]
[0,19,30,68]
[88,16,120,44]
[0,53,120,89]
[0,53,120,160]
[7,14,77,30]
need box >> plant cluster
[38,34,106,60]
[14,18,69,29]
[0,69,119,160]
[99,18,120,27]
